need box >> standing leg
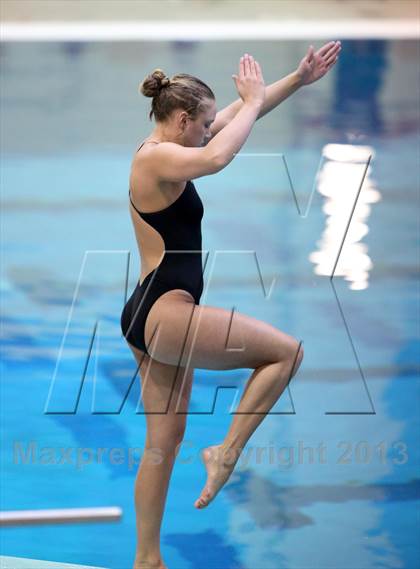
[128,343,194,569]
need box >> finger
[306,45,314,63]
[255,59,263,81]
[325,46,340,65]
[326,55,339,68]
[317,42,341,58]
[323,53,338,70]
[324,54,336,66]
[317,40,336,57]
[249,54,257,76]
[239,56,245,79]
[326,42,341,59]
[243,53,251,76]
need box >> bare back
[128,140,192,284]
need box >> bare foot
[194,444,238,509]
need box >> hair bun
[139,69,171,98]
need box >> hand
[232,53,265,108]
[296,40,342,86]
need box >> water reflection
[309,143,382,290]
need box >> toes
[197,497,207,508]
[195,490,211,508]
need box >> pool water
[1,39,419,569]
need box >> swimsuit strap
[128,140,161,206]
[135,139,160,152]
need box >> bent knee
[289,338,304,376]
[273,335,304,370]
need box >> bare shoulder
[131,141,180,182]
[130,143,163,198]
[136,141,220,183]
[129,142,183,208]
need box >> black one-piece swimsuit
[120,142,204,355]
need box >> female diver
[121,42,341,569]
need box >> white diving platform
[0,557,108,569]
[0,506,122,526]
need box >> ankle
[135,553,163,567]
[215,443,242,467]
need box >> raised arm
[210,41,342,136]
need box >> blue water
[1,39,419,568]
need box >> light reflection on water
[310,143,382,290]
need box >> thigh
[127,342,194,442]
[144,289,299,370]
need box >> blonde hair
[139,68,215,122]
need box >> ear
[179,110,189,128]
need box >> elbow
[204,143,232,173]
[212,154,226,173]
[211,151,231,173]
